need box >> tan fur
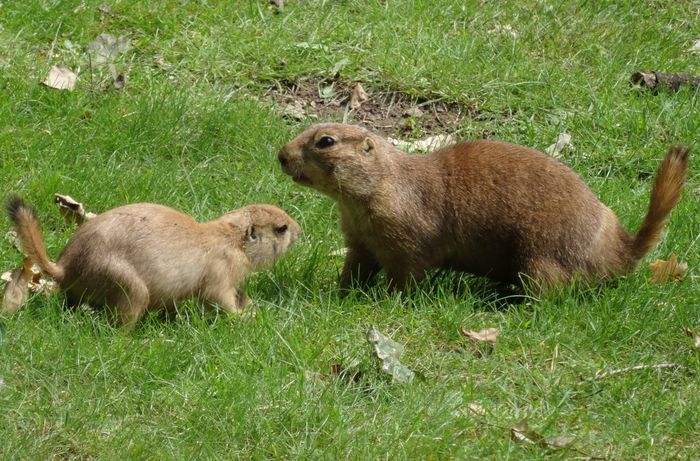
[6,198,301,327]
[278,123,689,291]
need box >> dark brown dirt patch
[264,78,479,138]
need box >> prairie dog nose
[278,148,290,167]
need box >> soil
[264,78,479,138]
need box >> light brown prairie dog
[6,198,301,327]
[278,123,689,291]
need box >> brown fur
[6,198,301,327]
[278,123,689,291]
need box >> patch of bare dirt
[265,78,479,138]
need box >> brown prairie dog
[278,123,689,291]
[6,198,301,327]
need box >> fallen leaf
[683,328,700,350]
[510,419,543,445]
[55,193,96,225]
[488,23,518,38]
[330,58,350,77]
[460,326,499,346]
[388,134,456,154]
[1,266,30,313]
[108,64,126,90]
[5,230,23,254]
[403,106,425,118]
[545,133,573,157]
[87,33,131,65]
[42,65,77,91]
[648,254,688,283]
[319,85,336,100]
[349,83,368,110]
[543,435,575,449]
[688,40,700,54]
[467,402,486,416]
[366,326,415,383]
[281,101,308,121]
[269,0,284,11]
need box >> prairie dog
[6,198,301,327]
[278,123,689,290]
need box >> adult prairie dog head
[225,204,302,269]
[278,123,398,200]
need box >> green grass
[1,0,699,459]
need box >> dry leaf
[366,326,415,383]
[403,106,425,118]
[87,33,131,65]
[467,402,486,416]
[648,254,688,283]
[5,230,23,254]
[0,256,57,313]
[510,419,543,445]
[281,101,307,121]
[388,134,456,154]
[543,435,575,449]
[688,40,700,54]
[42,65,77,91]
[349,83,368,110]
[510,419,574,451]
[545,133,573,157]
[460,326,499,346]
[683,328,700,350]
[1,263,31,313]
[55,193,96,225]
[488,23,517,38]
[108,64,126,90]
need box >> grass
[1,0,699,458]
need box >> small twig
[581,362,687,383]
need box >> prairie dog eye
[315,136,336,149]
[274,224,288,234]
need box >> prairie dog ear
[361,137,375,157]
[246,224,258,242]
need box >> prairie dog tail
[5,196,64,281]
[631,145,690,261]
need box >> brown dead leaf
[87,33,132,65]
[648,254,688,283]
[543,435,575,449]
[510,419,543,445]
[460,326,499,346]
[281,101,308,121]
[683,328,700,350]
[55,193,96,225]
[689,39,700,54]
[108,64,126,90]
[510,420,575,451]
[467,402,486,416]
[349,83,368,110]
[403,106,425,118]
[42,64,77,91]
[1,257,36,313]
[545,133,573,157]
[5,230,23,254]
